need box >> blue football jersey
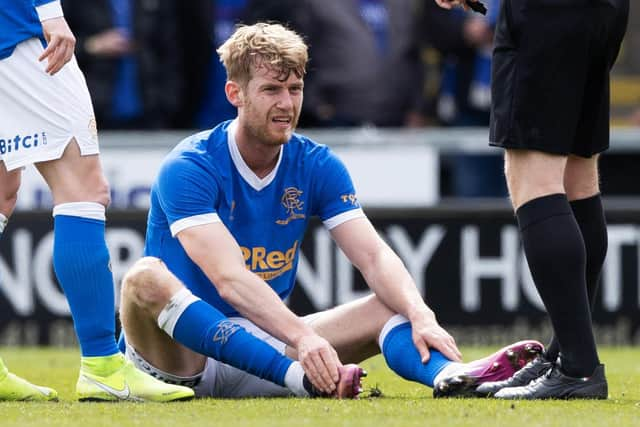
[145,120,364,316]
[0,0,57,59]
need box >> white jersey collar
[227,119,283,191]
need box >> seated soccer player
[118,22,543,398]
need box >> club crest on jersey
[276,187,306,225]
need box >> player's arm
[34,0,76,75]
[312,148,461,363]
[330,217,462,363]
[176,222,341,394]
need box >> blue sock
[170,299,293,387]
[382,322,452,387]
[117,332,126,354]
[53,205,118,357]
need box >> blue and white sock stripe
[378,314,410,349]
[157,288,201,337]
[52,202,105,221]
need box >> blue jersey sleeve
[33,0,57,7]
[155,154,221,235]
[312,148,362,224]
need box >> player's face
[240,66,303,146]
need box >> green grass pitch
[1,346,638,427]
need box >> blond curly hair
[217,23,308,86]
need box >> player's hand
[39,17,76,75]
[410,313,462,363]
[296,334,341,395]
[433,0,478,11]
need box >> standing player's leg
[0,161,20,236]
[289,294,542,397]
[119,257,361,398]
[34,145,194,402]
[476,0,629,400]
[544,155,605,362]
[476,156,607,397]
[0,163,57,401]
[489,150,606,400]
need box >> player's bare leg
[504,150,567,210]
[0,161,21,235]
[287,294,393,364]
[34,139,109,206]
[565,154,600,201]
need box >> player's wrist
[407,304,436,325]
[289,326,320,348]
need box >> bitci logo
[0,132,47,155]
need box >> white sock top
[53,202,106,221]
[284,361,309,397]
[378,314,410,349]
[157,288,200,337]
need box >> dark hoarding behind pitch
[1,206,638,346]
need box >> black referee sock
[516,193,599,377]
[545,194,608,362]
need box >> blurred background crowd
[61,0,639,196]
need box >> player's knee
[122,257,171,311]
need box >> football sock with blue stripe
[379,315,452,387]
[158,288,294,388]
[52,203,119,357]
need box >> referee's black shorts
[489,0,629,157]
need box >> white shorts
[125,317,299,398]
[0,38,99,172]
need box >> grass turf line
[0,346,638,427]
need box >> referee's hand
[434,0,478,11]
[39,17,76,76]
